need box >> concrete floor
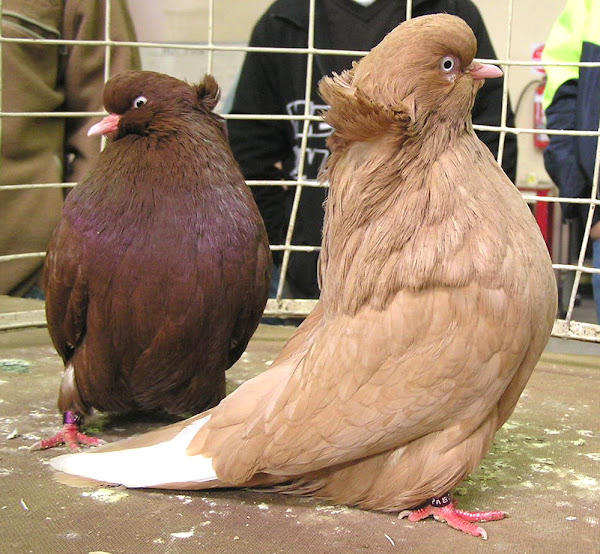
[0,296,599,553]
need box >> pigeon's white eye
[440,56,455,73]
[133,96,147,108]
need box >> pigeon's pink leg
[399,493,506,540]
[30,411,105,452]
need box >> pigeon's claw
[31,423,106,451]
[451,505,507,523]
[399,493,506,540]
[30,412,106,451]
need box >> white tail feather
[49,415,215,488]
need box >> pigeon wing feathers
[194,282,535,485]
[195,125,555,485]
[187,303,326,454]
[43,219,89,363]
[43,219,99,415]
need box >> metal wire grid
[1,0,600,342]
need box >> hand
[273,161,289,191]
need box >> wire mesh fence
[1,0,600,342]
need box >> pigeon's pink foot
[30,411,105,452]
[399,493,506,540]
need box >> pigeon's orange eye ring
[133,95,147,108]
[440,56,455,72]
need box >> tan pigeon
[50,14,557,539]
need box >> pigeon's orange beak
[468,62,503,81]
[87,113,121,137]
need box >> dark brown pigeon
[35,70,271,451]
[51,16,557,540]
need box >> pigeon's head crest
[320,14,487,141]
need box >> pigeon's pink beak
[87,113,121,137]
[469,62,503,81]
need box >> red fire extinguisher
[532,44,550,149]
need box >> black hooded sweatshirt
[228,0,518,299]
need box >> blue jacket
[543,0,600,222]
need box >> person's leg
[592,239,600,323]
